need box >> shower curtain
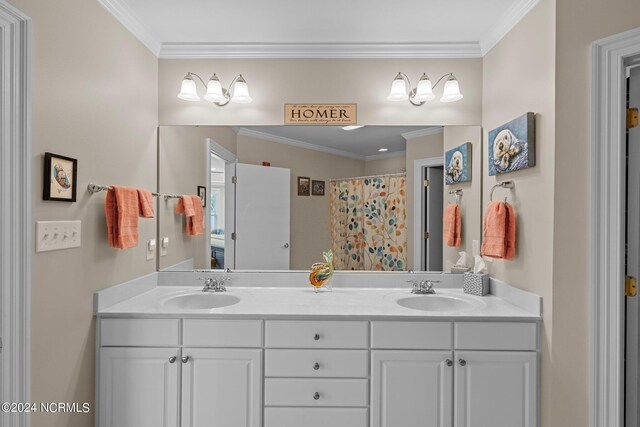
[329,173,408,271]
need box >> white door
[626,65,640,426]
[371,350,453,427]
[425,166,444,271]
[235,163,290,269]
[98,347,179,427]
[181,348,262,427]
[224,161,236,269]
[454,351,537,427]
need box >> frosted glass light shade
[230,76,252,103]
[387,76,409,101]
[440,78,463,102]
[204,75,227,103]
[177,76,200,101]
[412,74,435,102]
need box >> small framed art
[312,180,325,196]
[43,152,77,202]
[197,186,206,207]
[297,177,311,196]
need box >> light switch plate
[36,221,81,252]
[146,239,156,261]
[160,237,169,257]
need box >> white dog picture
[488,112,535,175]
[445,143,471,185]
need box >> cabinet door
[181,348,262,427]
[98,347,179,427]
[455,351,537,427]
[372,350,453,427]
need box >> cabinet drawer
[182,319,262,347]
[265,349,368,378]
[265,378,368,407]
[265,408,368,427]
[265,321,368,348]
[100,318,179,347]
[371,321,452,349]
[455,322,537,350]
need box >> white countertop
[96,286,541,321]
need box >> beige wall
[405,131,445,269]
[236,133,365,269]
[553,1,640,426]
[364,154,406,175]
[158,126,237,270]
[443,126,482,269]
[159,58,482,126]
[482,0,556,426]
[6,0,159,426]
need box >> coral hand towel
[443,203,462,247]
[504,203,517,260]
[481,201,517,259]
[105,186,139,249]
[176,195,204,236]
[137,189,155,218]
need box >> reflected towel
[176,195,204,236]
[105,186,139,249]
[443,203,462,247]
[137,189,155,218]
[481,201,517,259]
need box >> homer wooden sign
[284,104,357,125]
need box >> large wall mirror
[158,125,482,272]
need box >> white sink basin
[397,295,479,312]
[162,293,240,310]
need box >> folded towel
[176,195,204,236]
[137,189,155,218]
[481,201,517,259]
[443,203,462,247]
[105,186,139,249]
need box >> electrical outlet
[36,221,81,252]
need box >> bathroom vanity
[94,281,541,427]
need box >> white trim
[401,127,444,141]
[236,128,365,160]
[412,157,444,271]
[589,27,640,427]
[207,138,237,163]
[364,150,406,161]
[479,0,540,55]
[96,0,161,56]
[159,42,482,59]
[0,1,31,426]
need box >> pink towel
[443,203,462,247]
[137,189,155,218]
[176,195,204,236]
[481,201,517,260]
[105,186,139,249]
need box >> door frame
[589,27,640,427]
[412,156,444,271]
[0,2,31,426]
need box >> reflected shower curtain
[329,174,407,271]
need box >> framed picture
[297,176,311,196]
[445,142,472,185]
[488,112,535,176]
[197,186,206,207]
[312,180,325,196]
[43,152,77,202]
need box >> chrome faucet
[407,279,439,294]
[199,276,230,292]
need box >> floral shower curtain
[329,173,407,271]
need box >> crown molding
[96,0,161,56]
[159,42,482,59]
[364,150,407,161]
[479,0,540,55]
[401,127,444,141]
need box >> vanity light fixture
[387,72,463,106]
[177,72,252,106]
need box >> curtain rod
[329,172,407,183]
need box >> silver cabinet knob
[314,333,321,341]
[313,362,320,370]
[283,243,290,248]
[459,359,466,366]
[169,356,177,364]
[445,359,453,367]
[313,392,320,400]
[182,356,190,364]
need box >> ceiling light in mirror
[342,125,365,131]
[378,148,389,152]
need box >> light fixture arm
[185,72,208,89]
[431,73,455,89]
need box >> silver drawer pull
[459,359,466,367]
[314,333,321,341]
[169,356,177,364]
[182,356,190,364]
[445,359,453,367]
[313,392,320,400]
[313,362,320,370]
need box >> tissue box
[463,273,489,296]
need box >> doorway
[423,165,444,271]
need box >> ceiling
[98,0,539,57]
[238,126,442,160]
